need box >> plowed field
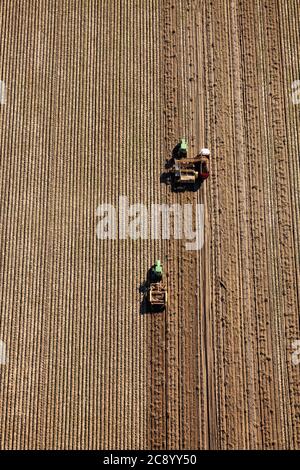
[0,0,299,450]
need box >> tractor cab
[177,138,188,158]
[150,260,163,282]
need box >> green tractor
[177,138,188,158]
[147,260,167,311]
[150,260,163,282]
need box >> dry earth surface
[0,0,299,449]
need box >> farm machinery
[168,138,210,190]
[146,260,167,312]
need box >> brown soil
[0,0,299,449]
